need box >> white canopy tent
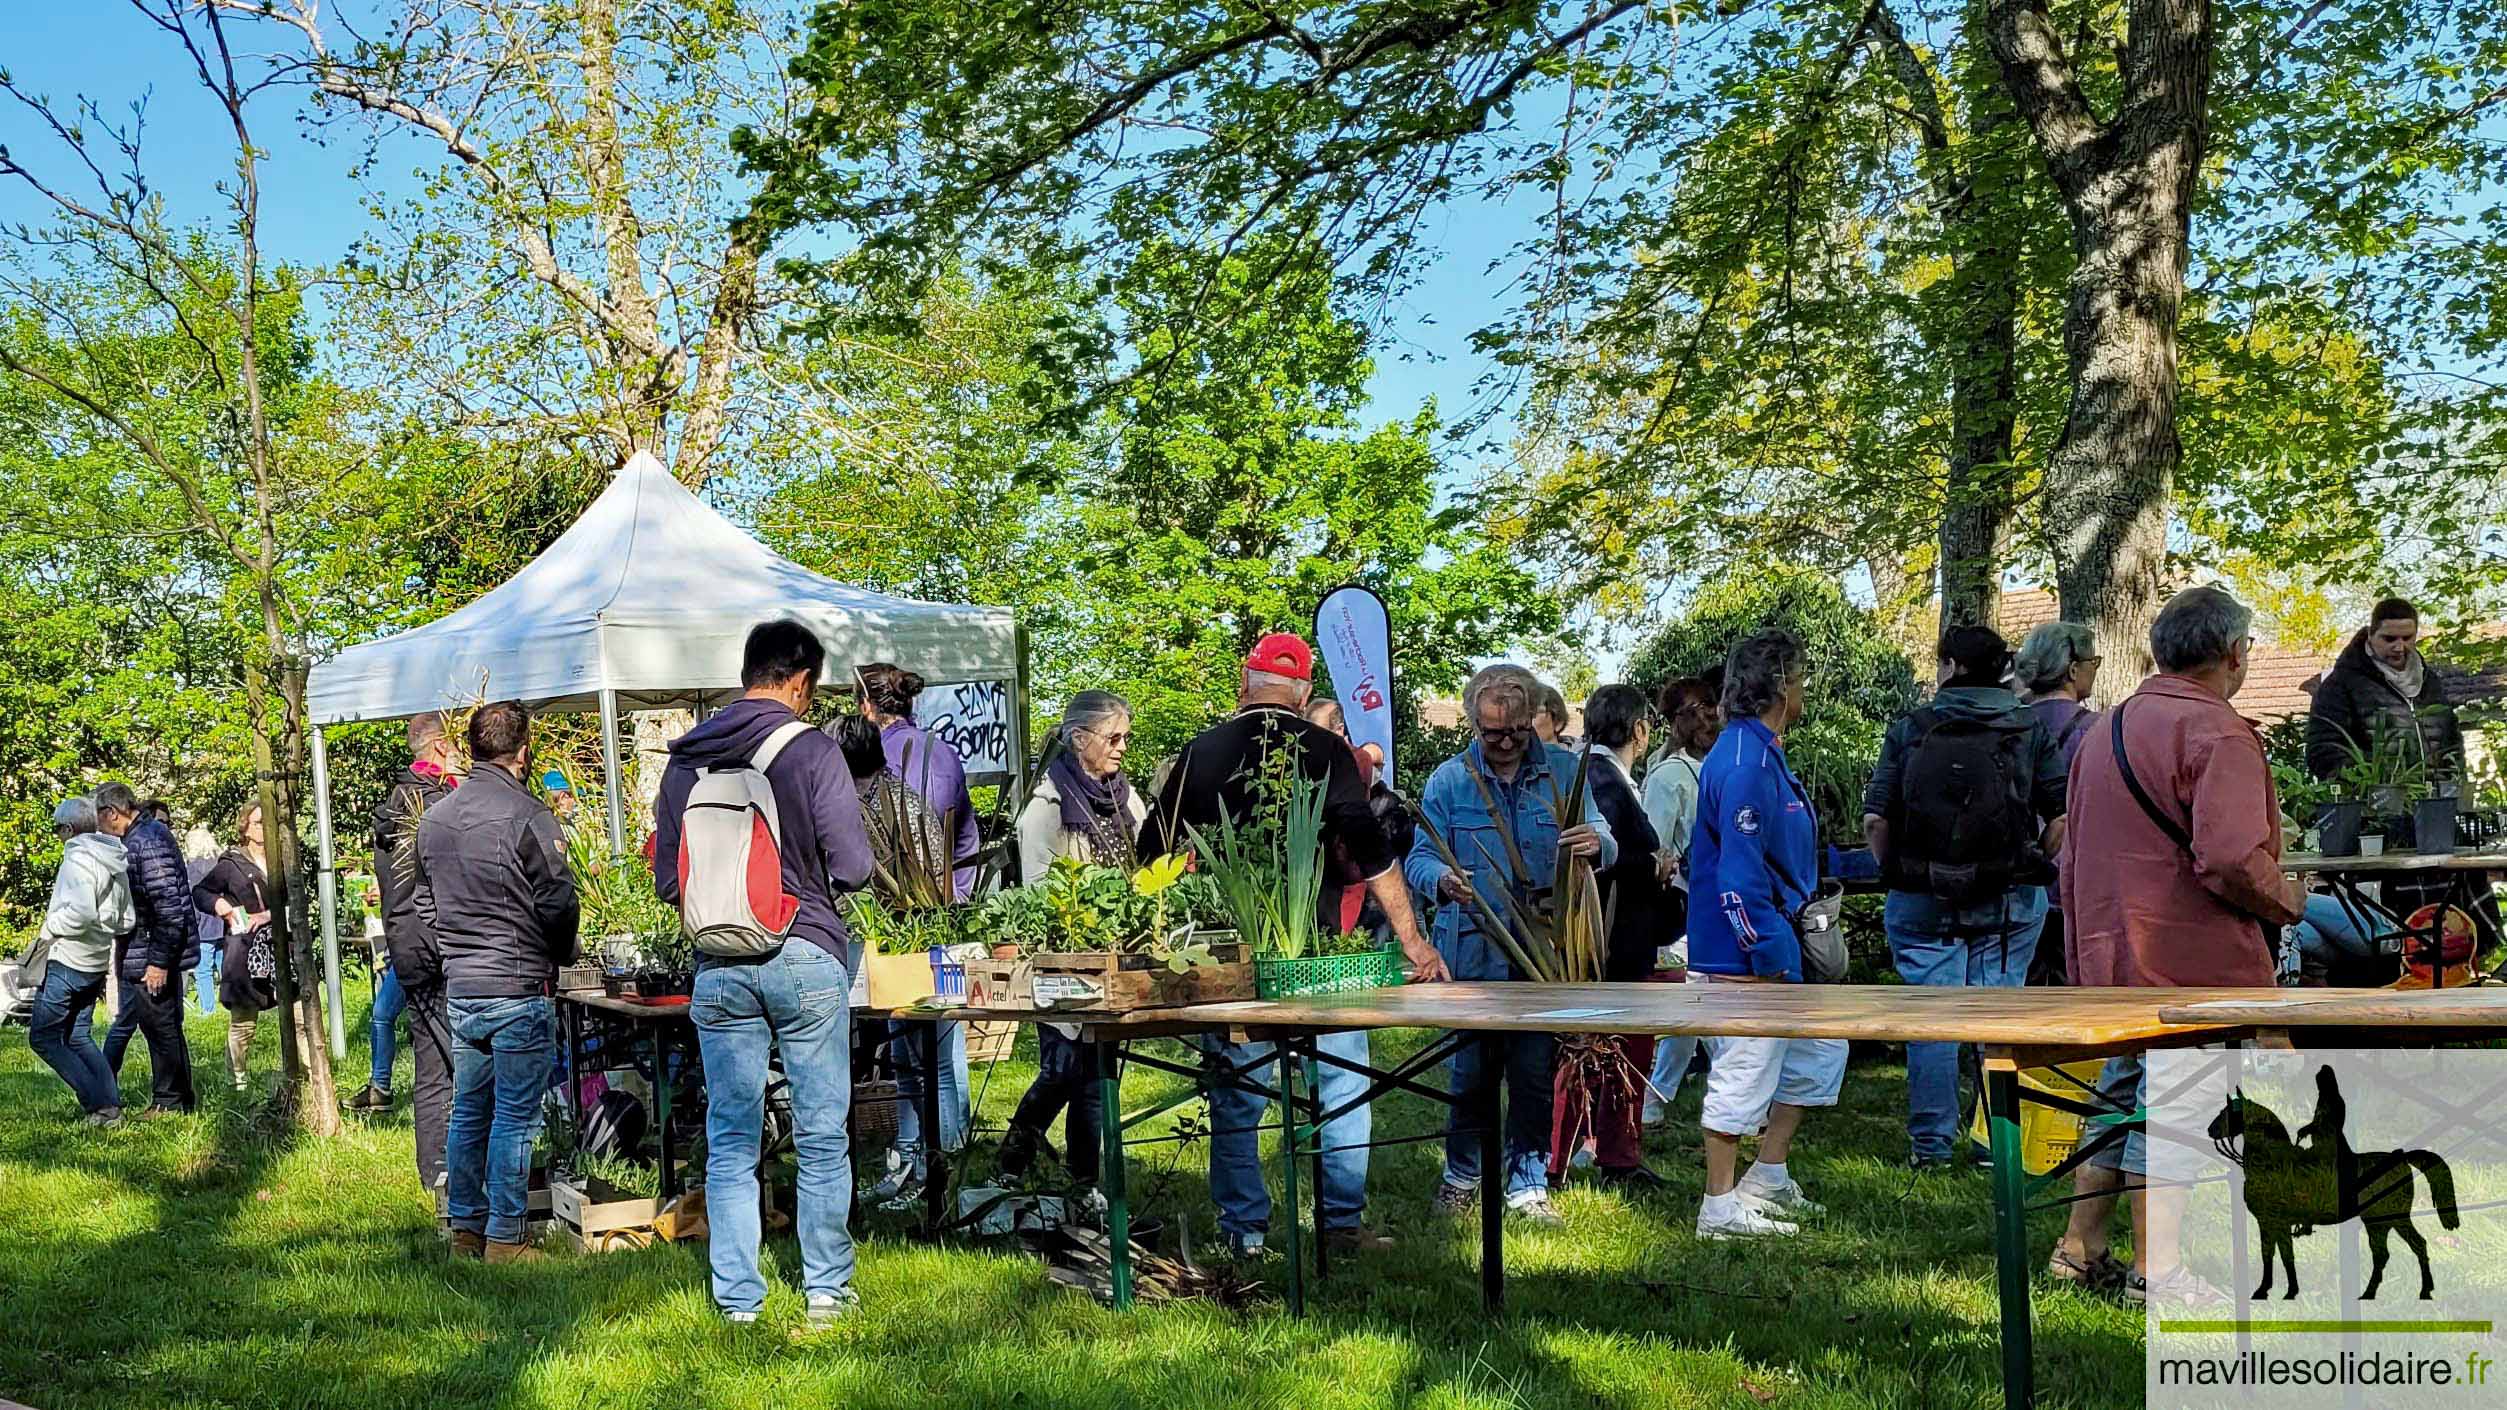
[300,452,1027,1056]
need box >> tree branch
[1984,0,2104,203]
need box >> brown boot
[448,1229,487,1260]
[1321,1226,1397,1254]
[485,1238,545,1265]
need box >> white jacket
[1017,774,1150,882]
[38,832,134,975]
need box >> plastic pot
[2414,795,2460,855]
[2317,801,2365,858]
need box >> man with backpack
[1861,626,2069,1170]
[653,619,873,1328]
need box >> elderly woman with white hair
[25,798,136,1125]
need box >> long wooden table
[893,982,2276,1410]
[2279,849,2504,986]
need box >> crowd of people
[11,584,2471,1318]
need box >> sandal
[2046,1245,2130,1293]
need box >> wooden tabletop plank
[1177,982,2261,1047]
[2157,987,2507,1028]
[2282,849,2507,875]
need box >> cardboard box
[1028,944,1253,1012]
[965,958,1032,1010]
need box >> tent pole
[599,689,627,855]
[311,726,346,1063]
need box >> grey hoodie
[40,832,133,975]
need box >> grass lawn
[0,995,2143,1409]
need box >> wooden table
[2279,850,2505,986]
[2158,985,2507,1038]
[895,982,2277,1410]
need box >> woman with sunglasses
[1000,691,1145,1193]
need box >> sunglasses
[1076,726,1132,748]
[1476,724,1532,744]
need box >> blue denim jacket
[1404,740,1617,981]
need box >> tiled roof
[1994,588,2507,724]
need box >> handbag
[1764,848,1850,983]
[243,923,278,982]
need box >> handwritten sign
[918,680,1013,778]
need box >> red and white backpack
[675,719,812,957]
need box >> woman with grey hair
[1406,660,1615,1226]
[1000,690,1147,1191]
[25,798,135,1124]
[2014,622,2103,766]
[1685,631,1846,1238]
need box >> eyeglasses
[1076,726,1131,748]
[1476,724,1531,744]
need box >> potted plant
[1186,759,1404,999]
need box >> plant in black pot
[633,927,696,998]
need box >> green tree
[1626,570,1919,837]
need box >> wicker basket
[850,1077,902,1155]
[1254,948,1405,1000]
[966,1019,1020,1066]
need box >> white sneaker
[1696,1201,1799,1240]
[1738,1178,1823,1218]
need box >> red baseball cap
[1245,632,1314,682]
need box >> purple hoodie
[881,718,980,900]
[653,697,873,961]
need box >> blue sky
[0,4,1535,432]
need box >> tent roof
[305,452,1018,726]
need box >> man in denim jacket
[1407,663,1614,1226]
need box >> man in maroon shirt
[2051,585,2304,1306]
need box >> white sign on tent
[916,680,1015,778]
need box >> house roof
[1995,588,2507,724]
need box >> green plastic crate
[1253,948,1405,1000]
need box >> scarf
[1048,748,1136,867]
[2374,650,2426,703]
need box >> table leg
[655,1022,678,1202]
[1278,1040,1306,1316]
[1985,1062,2033,1410]
[1478,1033,1505,1316]
[1304,1037,1329,1288]
[920,1020,948,1235]
[1097,1039,1131,1310]
[562,1002,583,1174]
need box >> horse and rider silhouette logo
[2207,1067,2461,1301]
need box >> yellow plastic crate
[1967,1060,2109,1175]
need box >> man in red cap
[1140,630,1448,1259]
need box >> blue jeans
[1443,1031,1556,1199]
[1201,1030,1373,1236]
[196,941,221,1015]
[1885,886,2049,1160]
[370,964,406,1091]
[446,996,554,1244]
[692,945,855,1313]
[29,964,119,1113]
[2290,892,2379,966]
[890,1019,968,1176]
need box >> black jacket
[116,817,196,979]
[374,764,455,990]
[1138,704,1388,933]
[416,763,580,999]
[1588,754,1672,981]
[2304,635,2465,785]
[193,849,275,1010]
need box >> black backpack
[1885,707,2047,902]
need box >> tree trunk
[1987,0,2213,692]
[249,656,342,1135]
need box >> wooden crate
[551,1174,663,1253]
[966,1019,1021,1065]
[1028,944,1253,1012]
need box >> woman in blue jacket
[1406,664,1614,1227]
[1686,632,1846,1240]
